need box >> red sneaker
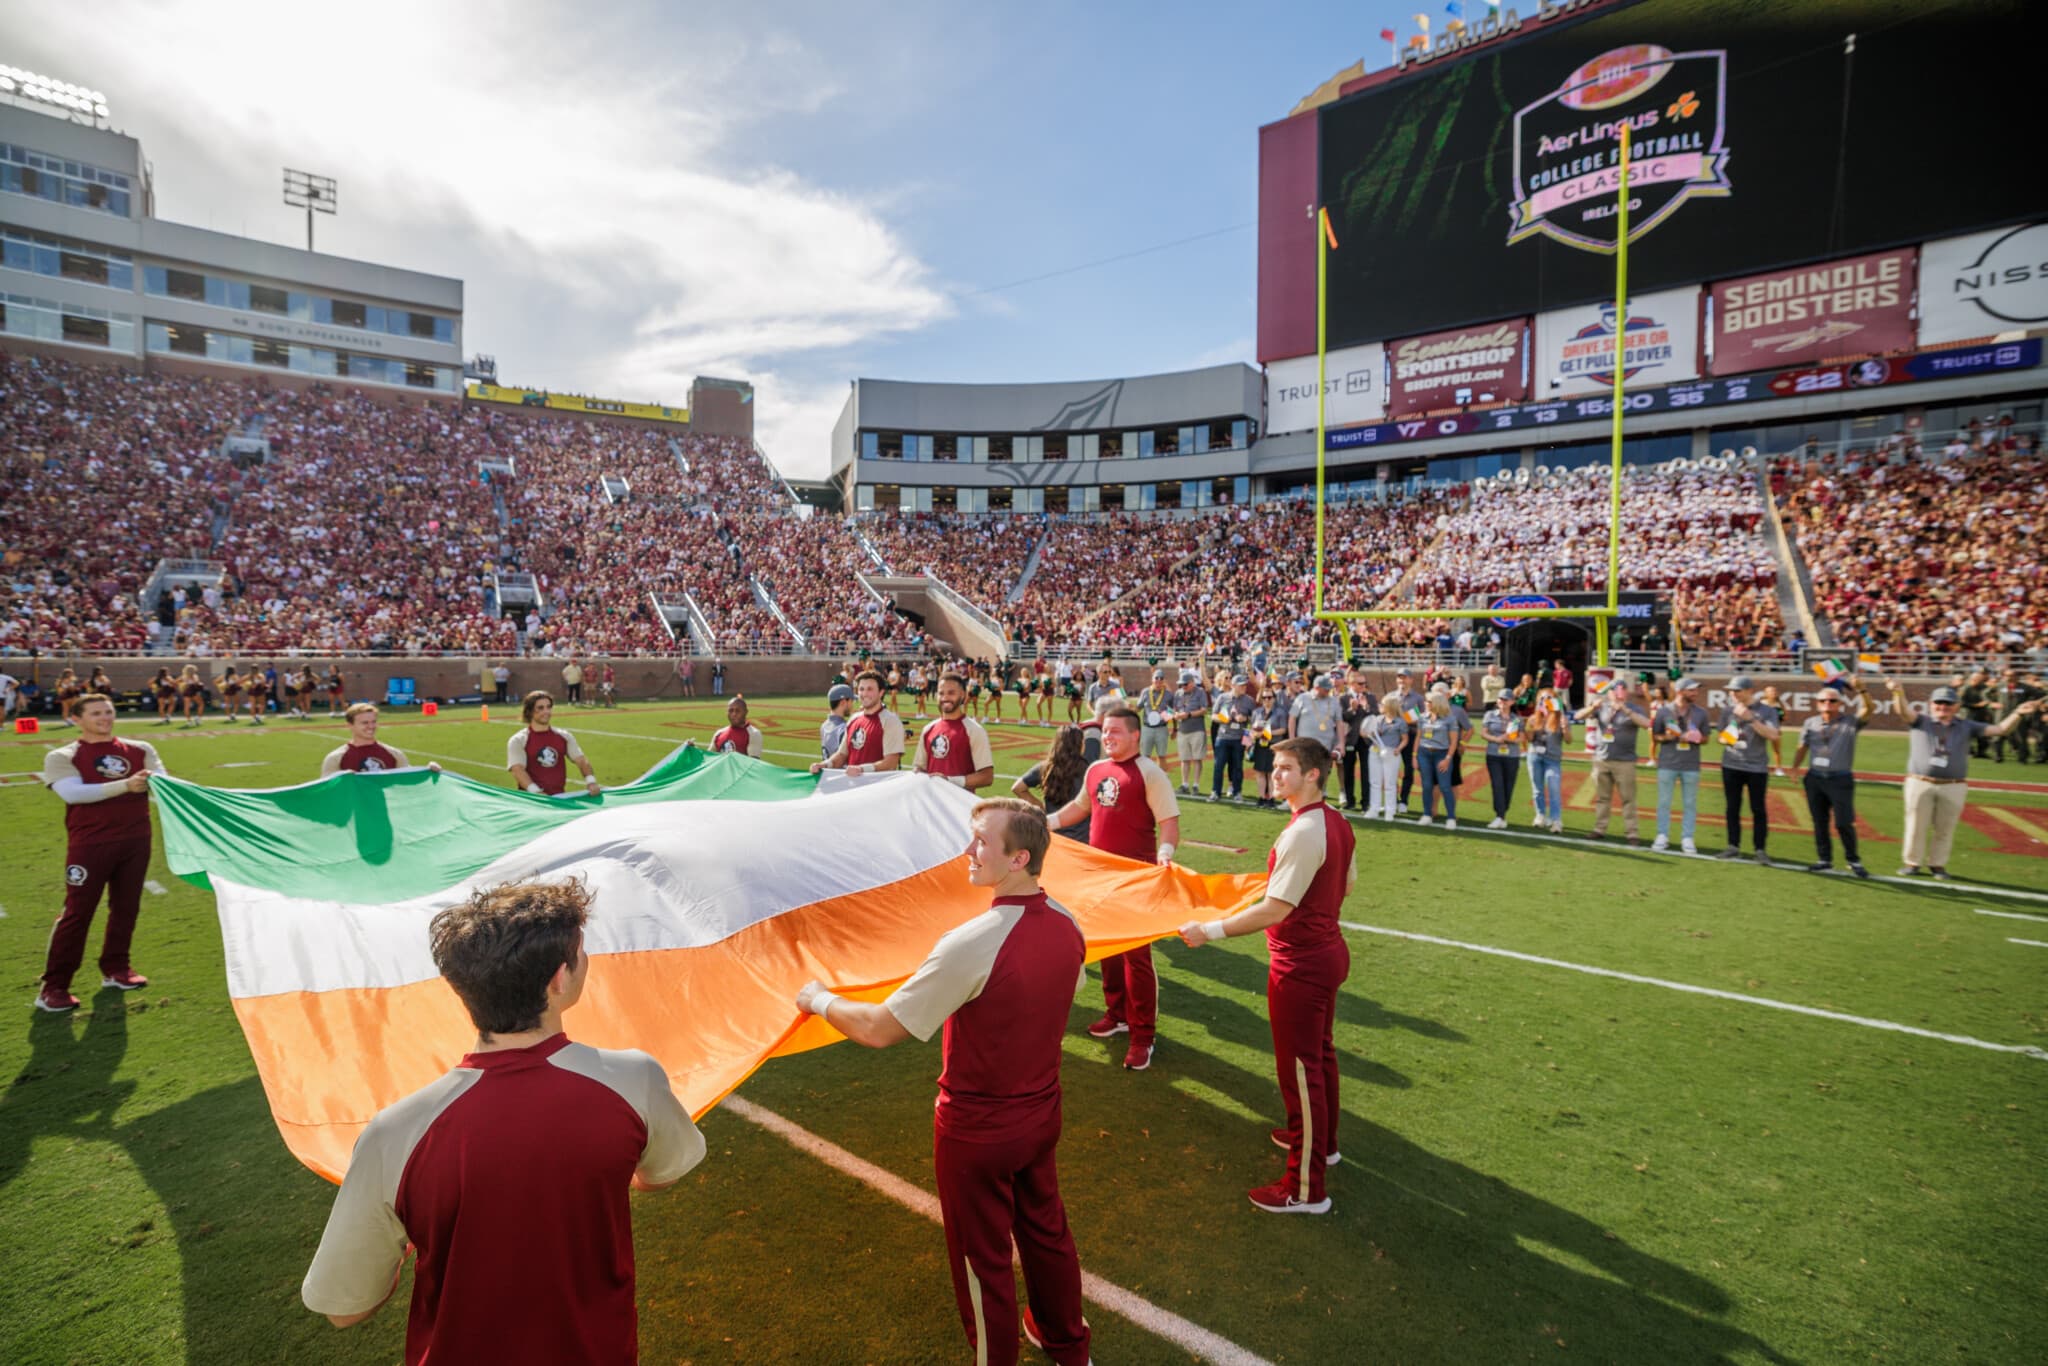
[101,969,150,991]
[1247,1180,1330,1215]
[1084,1015,1128,1039]
[1121,1041,1153,1071]
[1021,1304,1090,1355]
[1270,1127,1341,1165]
[34,986,80,1013]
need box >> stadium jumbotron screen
[1316,0,2047,350]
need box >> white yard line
[721,1094,1276,1366]
[1975,908,2048,924]
[2008,938,2048,949]
[143,880,167,896]
[1337,921,2048,1061]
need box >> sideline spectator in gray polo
[1794,678,1873,878]
[1210,676,1255,801]
[1577,677,1652,845]
[820,683,857,759]
[1391,668,1426,813]
[1290,675,1344,793]
[1137,668,1174,764]
[1170,669,1212,795]
[1652,677,1711,855]
[1715,675,1781,865]
[1887,680,2041,879]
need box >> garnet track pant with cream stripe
[1269,953,1347,1204]
[934,1121,1090,1366]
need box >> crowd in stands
[1778,445,2046,655]
[7,350,2042,664]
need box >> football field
[2,697,2044,1365]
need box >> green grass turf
[1,697,2043,1364]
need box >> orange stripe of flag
[1321,208,1339,251]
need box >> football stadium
[3,1,2046,1362]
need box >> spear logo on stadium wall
[1508,43,1730,254]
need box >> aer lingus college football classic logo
[1509,43,1730,253]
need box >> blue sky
[8,0,1439,477]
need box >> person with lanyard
[1577,678,1652,845]
[1211,675,1255,802]
[1526,687,1568,834]
[1045,707,1180,1072]
[1413,695,1462,829]
[1249,686,1282,808]
[1512,671,1543,822]
[1013,725,1090,840]
[1170,668,1211,795]
[1714,675,1781,865]
[1794,678,1873,878]
[1336,670,1376,811]
[1365,694,1407,820]
[321,703,441,776]
[1177,738,1356,1215]
[506,691,600,797]
[1760,683,1790,775]
[819,683,856,760]
[915,673,996,791]
[35,693,170,1012]
[810,670,906,777]
[1137,668,1174,771]
[1889,680,2040,879]
[793,802,1094,1365]
[710,695,765,757]
[1444,677,1473,793]
[1479,691,1521,830]
[1651,678,1710,854]
[1390,668,1428,814]
[1290,674,1344,797]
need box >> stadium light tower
[282,168,338,253]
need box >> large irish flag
[155,747,1263,1182]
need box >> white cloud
[4,0,949,477]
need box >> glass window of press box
[0,143,133,216]
[140,266,454,342]
[861,419,1248,463]
[1,227,135,291]
[144,321,458,391]
[1,292,134,351]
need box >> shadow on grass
[1057,973,1800,1365]
[1162,936,1471,1043]
[0,996,402,1365]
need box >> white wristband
[947,773,967,788]
[1203,919,1228,942]
[853,763,871,776]
[1158,842,1177,863]
[525,783,543,793]
[810,990,841,1018]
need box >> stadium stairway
[1756,465,1832,647]
[1376,516,1455,609]
[1009,533,1047,604]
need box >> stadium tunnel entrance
[1504,620,1590,709]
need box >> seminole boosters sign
[1389,321,1529,415]
[1709,248,1916,376]
[1509,43,1730,253]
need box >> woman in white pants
[1367,694,1408,819]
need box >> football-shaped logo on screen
[1559,44,1674,110]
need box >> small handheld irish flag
[1856,653,1884,674]
[1812,658,1849,682]
[1403,706,1420,724]
[1719,722,1742,745]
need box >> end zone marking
[721,1094,1276,1366]
[1338,921,2048,1061]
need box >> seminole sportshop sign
[1390,320,1531,413]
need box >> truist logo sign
[1510,43,1731,253]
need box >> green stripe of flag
[155,745,815,901]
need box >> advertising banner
[1387,320,1529,414]
[1918,222,2048,347]
[1708,248,1916,376]
[1264,342,1387,434]
[1535,285,1700,394]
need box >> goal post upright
[1309,122,1635,668]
